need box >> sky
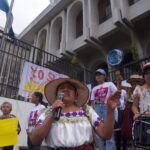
[0,0,50,34]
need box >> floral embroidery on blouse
[61,110,86,117]
[84,105,102,128]
[56,117,89,124]
[37,105,102,129]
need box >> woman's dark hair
[33,92,47,107]
[34,92,43,102]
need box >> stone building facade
[19,0,150,72]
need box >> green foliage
[130,31,139,60]
[71,53,78,64]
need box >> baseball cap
[95,69,106,76]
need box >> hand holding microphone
[53,92,65,121]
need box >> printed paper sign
[18,62,67,101]
[0,118,18,146]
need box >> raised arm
[96,90,121,139]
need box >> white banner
[18,62,67,100]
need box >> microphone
[54,92,65,120]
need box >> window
[51,17,62,51]
[76,11,83,38]
[98,0,112,24]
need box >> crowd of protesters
[0,62,150,150]
[90,62,150,150]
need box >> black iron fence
[108,56,150,82]
[0,32,150,100]
[0,32,93,99]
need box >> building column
[134,33,144,59]
[110,0,122,25]
[87,0,99,38]
[45,23,51,53]
[119,0,129,20]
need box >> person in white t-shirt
[26,92,46,150]
[90,69,117,150]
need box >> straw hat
[127,74,143,84]
[44,78,89,106]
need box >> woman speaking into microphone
[29,78,121,150]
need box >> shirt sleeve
[133,86,139,95]
[110,82,117,94]
[36,107,52,125]
[132,86,140,98]
[35,106,45,124]
[90,87,95,101]
[85,105,103,129]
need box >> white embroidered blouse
[133,86,150,113]
[38,105,102,148]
